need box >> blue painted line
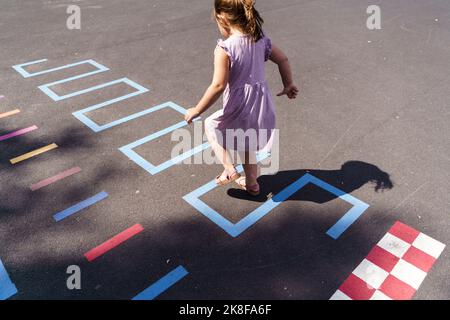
[326,202,370,239]
[12,59,109,79]
[40,76,148,103]
[119,102,210,175]
[53,191,109,222]
[184,171,369,239]
[0,259,17,300]
[73,100,188,134]
[155,142,211,174]
[132,266,188,301]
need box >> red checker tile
[402,246,437,272]
[388,221,420,244]
[366,245,400,272]
[339,274,376,300]
[379,275,416,300]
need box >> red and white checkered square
[330,221,445,300]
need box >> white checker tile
[370,290,392,300]
[412,233,446,259]
[378,233,411,258]
[330,290,352,300]
[353,259,389,289]
[391,259,427,290]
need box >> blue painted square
[183,170,369,239]
[42,76,148,111]
[119,102,210,175]
[70,79,154,132]
[12,59,109,79]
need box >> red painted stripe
[366,245,399,273]
[339,274,376,300]
[30,167,81,191]
[379,275,416,300]
[389,221,420,244]
[84,224,144,262]
[403,246,436,273]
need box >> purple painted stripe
[0,126,38,142]
[30,167,82,191]
[0,95,4,99]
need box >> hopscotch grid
[184,168,369,239]
[8,57,378,300]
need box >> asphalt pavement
[0,0,449,299]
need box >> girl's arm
[269,44,299,99]
[185,47,230,124]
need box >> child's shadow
[227,161,394,203]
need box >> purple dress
[205,33,276,152]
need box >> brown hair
[214,0,265,42]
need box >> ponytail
[241,0,264,42]
[215,0,265,42]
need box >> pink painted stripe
[84,224,144,262]
[0,125,38,142]
[0,95,4,99]
[30,167,82,191]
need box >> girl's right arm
[269,45,299,99]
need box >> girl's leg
[235,151,260,195]
[243,152,259,186]
[205,114,236,174]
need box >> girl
[185,0,298,196]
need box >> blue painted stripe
[12,59,109,79]
[124,121,188,150]
[53,191,109,222]
[304,174,370,239]
[0,259,17,300]
[326,202,370,239]
[132,266,188,301]
[154,143,211,174]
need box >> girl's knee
[204,115,215,134]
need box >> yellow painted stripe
[0,109,20,119]
[10,143,58,164]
